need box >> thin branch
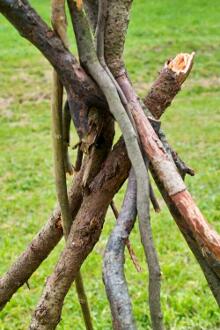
[103,170,137,330]
[51,2,93,328]
[102,2,164,328]
[62,102,74,175]
[110,200,142,273]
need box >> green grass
[0,0,220,329]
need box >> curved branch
[103,169,137,330]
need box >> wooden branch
[103,170,137,330]
[84,0,98,32]
[104,0,220,308]
[0,0,105,110]
[51,2,93,328]
[110,200,141,273]
[104,0,133,77]
[0,168,84,310]
[118,72,220,274]
[144,52,195,119]
[29,138,130,329]
[62,102,74,175]
[104,3,164,328]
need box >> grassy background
[0,0,220,329]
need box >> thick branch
[0,103,114,312]
[0,167,84,310]
[144,52,195,119]
[104,0,220,305]
[0,0,105,110]
[30,138,130,329]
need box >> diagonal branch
[0,167,84,310]
[104,0,220,308]
[29,138,130,329]
[0,0,105,109]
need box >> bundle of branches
[0,1,220,329]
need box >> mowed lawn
[0,0,220,329]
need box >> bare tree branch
[0,167,84,310]
[144,52,195,119]
[51,1,93,327]
[0,0,105,110]
[103,170,137,330]
[29,138,130,329]
[110,200,141,273]
[62,102,74,175]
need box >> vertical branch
[51,2,93,329]
[110,201,142,272]
[103,1,164,328]
[68,2,164,328]
[62,101,74,175]
[103,170,137,330]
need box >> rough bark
[0,0,105,112]
[104,0,220,305]
[144,53,195,119]
[0,168,84,310]
[103,170,137,330]
[29,138,130,329]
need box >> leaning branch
[0,0,105,110]
[29,138,130,329]
[104,0,220,307]
[144,52,195,119]
[0,168,84,310]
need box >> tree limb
[29,138,130,329]
[0,167,84,310]
[0,0,105,111]
[103,170,137,330]
[51,1,93,327]
[110,200,141,273]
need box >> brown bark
[117,72,220,277]
[144,52,195,119]
[0,168,84,310]
[0,0,106,114]
[29,138,130,329]
[0,105,114,314]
